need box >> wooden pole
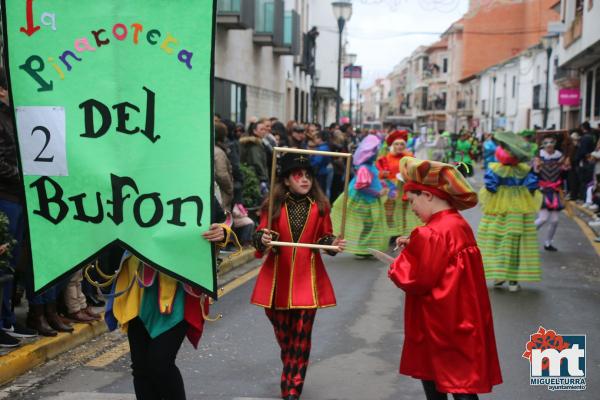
[273,146,352,159]
[339,156,352,238]
[267,148,279,232]
[269,241,340,251]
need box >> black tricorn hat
[278,152,314,177]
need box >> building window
[585,70,593,119]
[512,76,516,98]
[443,58,448,73]
[294,88,300,121]
[300,90,306,122]
[482,99,486,113]
[215,78,246,123]
[594,67,600,119]
[533,84,542,110]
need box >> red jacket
[376,151,413,180]
[251,201,336,309]
[388,209,502,394]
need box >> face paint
[285,169,312,195]
[291,171,304,183]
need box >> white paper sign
[15,106,68,176]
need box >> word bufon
[30,174,204,228]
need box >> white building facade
[476,40,560,134]
[557,0,600,128]
[214,0,323,124]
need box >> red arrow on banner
[19,0,41,37]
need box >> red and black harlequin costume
[251,155,338,400]
[388,157,502,399]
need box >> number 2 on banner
[32,126,54,162]
[16,107,68,176]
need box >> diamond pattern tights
[265,308,317,399]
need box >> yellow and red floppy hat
[399,157,478,210]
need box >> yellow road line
[571,214,600,258]
[220,266,260,297]
[85,265,261,368]
[85,341,130,368]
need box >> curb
[0,249,255,387]
[218,248,256,276]
[566,201,600,257]
[0,320,107,386]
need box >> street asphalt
[1,178,598,399]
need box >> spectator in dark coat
[240,120,269,195]
[222,120,244,205]
[576,122,598,203]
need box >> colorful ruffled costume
[534,145,565,250]
[332,134,388,255]
[478,132,542,283]
[105,252,210,348]
[376,130,421,237]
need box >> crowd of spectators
[212,114,363,250]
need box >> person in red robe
[388,157,502,400]
[251,152,346,400]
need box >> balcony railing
[554,67,579,83]
[217,0,255,29]
[425,100,446,111]
[253,0,284,46]
[274,10,300,56]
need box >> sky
[345,0,469,88]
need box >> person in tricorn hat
[251,152,346,400]
[477,131,541,292]
[388,157,502,400]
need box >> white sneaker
[588,219,600,228]
[508,281,521,292]
[589,204,599,212]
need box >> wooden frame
[267,147,352,251]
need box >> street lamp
[355,75,362,129]
[346,53,357,126]
[541,33,558,129]
[332,0,353,124]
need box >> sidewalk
[567,200,600,256]
[0,247,257,386]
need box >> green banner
[2,0,217,296]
